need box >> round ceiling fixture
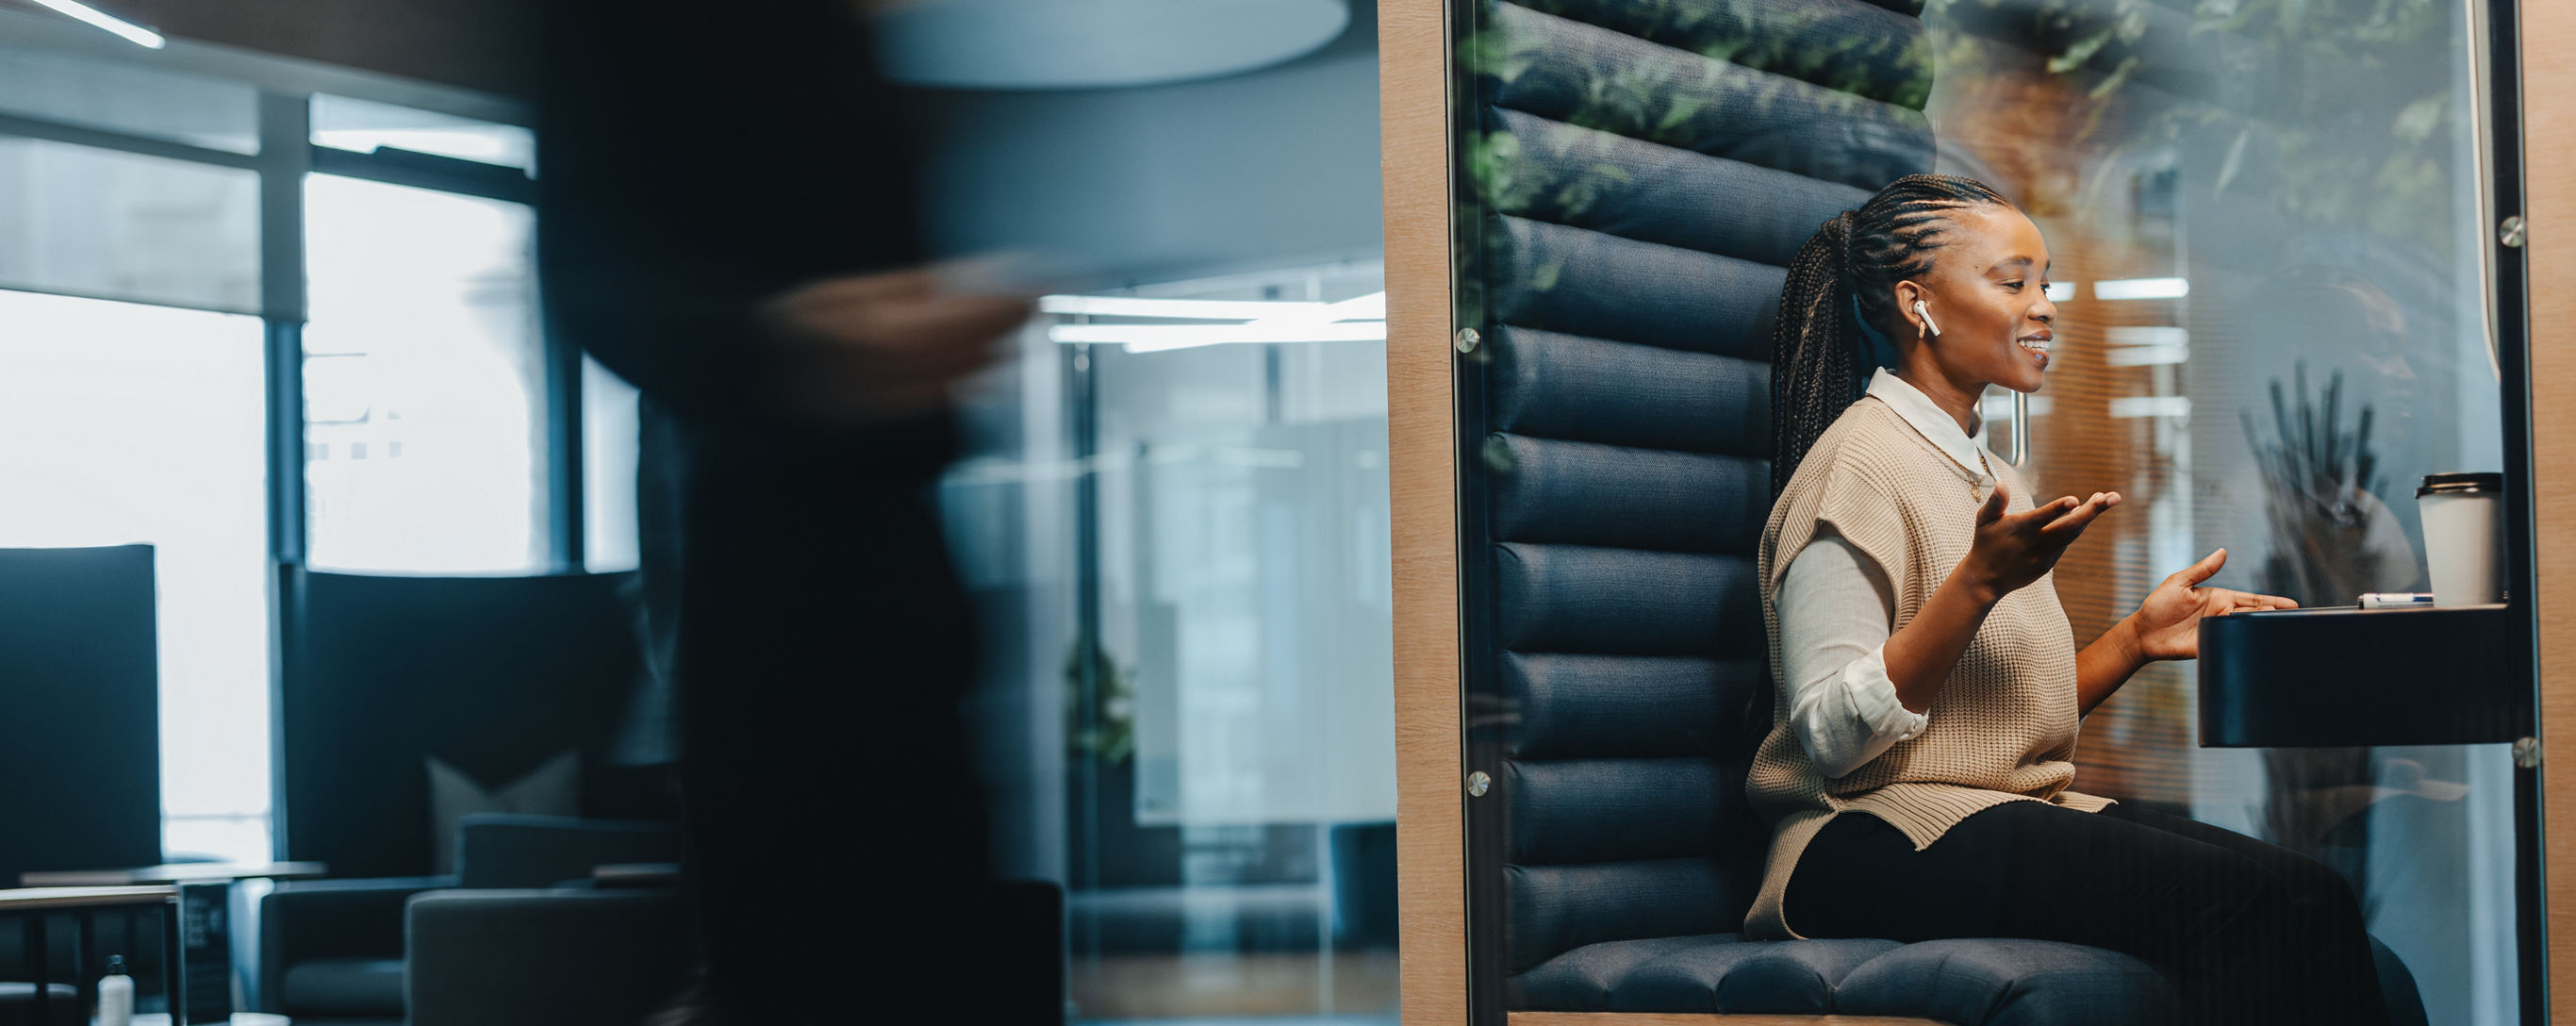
[873,0,1351,91]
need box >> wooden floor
[1511,1015,1948,1026]
[1070,951,1401,1019]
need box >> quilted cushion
[1514,934,2180,1025]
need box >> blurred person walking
[536,2,1042,1022]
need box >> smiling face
[1891,204,2057,396]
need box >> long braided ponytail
[1769,174,2012,496]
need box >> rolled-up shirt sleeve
[1775,531,1927,778]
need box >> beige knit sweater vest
[1742,395,2108,940]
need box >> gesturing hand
[1959,481,2121,604]
[756,268,1034,427]
[2129,549,2300,661]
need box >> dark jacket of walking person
[535,2,1036,1021]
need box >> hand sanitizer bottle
[97,954,133,1026]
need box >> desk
[2200,604,2539,1025]
[17,865,328,1023]
[0,885,177,1025]
[20,864,325,889]
[0,886,175,910]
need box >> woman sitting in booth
[1749,173,2387,1026]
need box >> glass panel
[1924,4,2512,1018]
[583,355,642,572]
[945,261,1398,1024]
[0,41,259,153]
[1445,0,2516,1018]
[311,94,535,172]
[304,174,548,573]
[0,137,258,312]
[0,290,271,862]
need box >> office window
[0,290,270,861]
[0,136,258,313]
[304,174,549,573]
[311,94,535,171]
[583,356,642,572]
[1,42,565,860]
[0,40,258,154]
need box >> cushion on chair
[428,753,582,874]
[280,956,407,1018]
[1511,933,1896,1013]
[407,889,693,1026]
[453,814,678,889]
[1835,938,2179,1026]
[1515,934,2178,1025]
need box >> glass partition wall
[1923,5,2519,1021]
[945,260,1400,1025]
[1431,0,2538,1022]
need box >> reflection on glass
[0,41,259,154]
[311,93,536,171]
[304,174,548,573]
[0,137,258,312]
[945,260,1398,1024]
[0,290,270,861]
[1924,0,2513,1018]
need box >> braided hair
[1769,174,2012,496]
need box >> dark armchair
[259,816,681,1024]
[256,567,677,1023]
[406,885,693,1026]
[0,546,164,1026]
[0,545,162,886]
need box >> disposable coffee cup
[2417,472,2504,606]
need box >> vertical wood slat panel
[1383,0,1467,1022]
[2525,0,2576,1016]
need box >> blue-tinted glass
[946,261,1398,1022]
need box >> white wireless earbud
[1912,299,1941,338]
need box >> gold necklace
[1873,395,1995,500]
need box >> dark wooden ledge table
[0,885,178,1024]
[14,863,328,1023]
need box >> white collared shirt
[1774,369,2000,777]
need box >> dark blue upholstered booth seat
[1515,935,2175,1024]
[1457,0,2199,1022]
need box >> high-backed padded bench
[1446,0,2395,1022]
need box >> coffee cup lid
[2419,472,2503,496]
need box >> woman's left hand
[2127,549,2300,661]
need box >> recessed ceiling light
[27,0,163,48]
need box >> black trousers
[669,422,1015,1024]
[1786,800,2390,1026]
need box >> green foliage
[1942,0,2459,254]
[1065,640,1135,766]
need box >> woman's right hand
[1959,481,2119,604]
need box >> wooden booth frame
[2529,0,2576,1018]
[1390,0,2576,1022]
